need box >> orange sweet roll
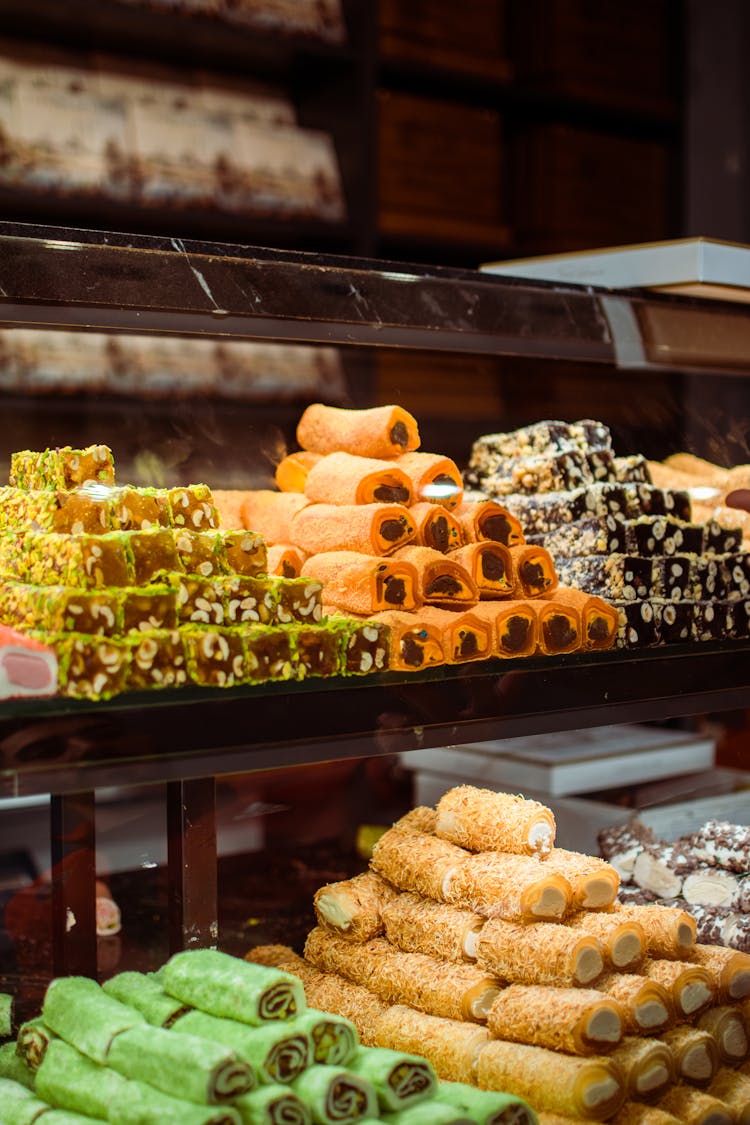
[417,606,492,664]
[450,542,516,598]
[454,500,525,548]
[274,450,323,493]
[392,545,478,607]
[508,543,559,598]
[304,452,413,506]
[369,610,444,671]
[301,551,420,615]
[410,502,464,553]
[296,403,420,459]
[289,502,416,556]
[531,596,583,656]
[396,452,464,510]
[265,543,308,578]
[212,489,247,530]
[544,585,618,651]
[240,490,310,544]
[470,600,538,658]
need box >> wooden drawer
[379,0,511,82]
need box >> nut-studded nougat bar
[165,485,219,530]
[219,575,275,625]
[112,487,169,531]
[502,489,590,535]
[331,615,390,676]
[122,584,179,633]
[0,582,123,636]
[127,629,187,691]
[482,449,596,497]
[19,531,131,587]
[692,600,739,641]
[654,599,693,644]
[173,574,225,625]
[217,530,267,577]
[182,626,246,687]
[652,556,695,601]
[10,445,115,490]
[128,529,183,584]
[269,576,323,624]
[612,601,661,648]
[243,625,295,683]
[691,556,726,600]
[33,632,131,699]
[174,530,222,578]
[291,623,344,679]
[533,515,628,557]
[468,420,612,471]
[612,454,651,483]
[721,553,750,600]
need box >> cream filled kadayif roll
[435,786,556,857]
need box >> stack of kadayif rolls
[247,785,750,1124]
[230,404,619,671]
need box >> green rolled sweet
[173,1010,309,1086]
[381,1105,473,1125]
[1,991,13,1037]
[102,973,190,1028]
[35,1038,128,1119]
[0,1076,48,1125]
[291,1011,358,1067]
[161,951,305,1027]
[345,1047,436,1112]
[0,1042,35,1088]
[109,1079,242,1125]
[436,1082,538,1125]
[235,1084,312,1125]
[42,977,145,1064]
[107,1024,254,1105]
[290,1065,378,1125]
[16,1018,56,1071]
[34,1112,108,1125]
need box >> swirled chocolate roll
[448,543,515,598]
[435,786,556,857]
[447,853,573,922]
[470,601,538,658]
[41,976,145,1064]
[35,1038,128,1119]
[409,502,464,553]
[660,1026,718,1088]
[641,958,715,1020]
[507,545,558,598]
[16,1017,56,1070]
[540,850,619,910]
[487,984,623,1055]
[613,904,696,959]
[235,1083,312,1125]
[396,453,463,510]
[418,606,492,663]
[689,945,750,1004]
[530,596,582,655]
[566,911,645,972]
[436,1081,536,1125]
[109,1077,242,1125]
[291,504,416,557]
[345,1045,436,1112]
[266,545,309,579]
[275,452,323,493]
[368,609,443,671]
[696,1005,749,1066]
[706,1069,750,1125]
[161,950,305,1026]
[314,871,399,943]
[656,1085,733,1125]
[305,454,413,507]
[371,825,470,902]
[301,553,420,615]
[476,1040,625,1121]
[545,586,618,651]
[392,546,478,607]
[454,501,525,549]
[297,405,420,460]
[290,1064,378,1125]
[304,928,501,1023]
[372,1005,490,1084]
[477,919,603,986]
[608,1037,674,1102]
[293,1011,359,1068]
[593,974,671,1035]
[171,1010,308,1087]
[102,971,190,1028]
[381,891,485,963]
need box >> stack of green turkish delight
[0,951,535,1125]
[0,446,389,698]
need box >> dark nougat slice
[243,625,295,683]
[291,624,343,679]
[554,554,655,601]
[612,601,661,648]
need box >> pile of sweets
[465,420,750,649]
[0,444,388,699]
[601,818,750,954]
[0,947,539,1125]
[247,785,750,1123]
[648,453,750,549]
[215,404,618,670]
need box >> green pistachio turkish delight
[243,626,295,684]
[291,625,342,680]
[166,485,219,531]
[22,531,131,588]
[0,582,123,636]
[174,575,225,626]
[35,633,132,699]
[112,487,169,531]
[121,584,179,633]
[128,529,182,584]
[174,530,222,578]
[218,531,267,578]
[269,578,322,626]
[9,445,115,490]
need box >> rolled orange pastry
[303,928,502,1023]
[446,854,573,922]
[304,452,413,506]
[540,849,619,910]
[657,1086,734,1125]
[314,871,399,943]
[450,542,516,598]
[274,450,323,492]
[707,1069,750,1123]
[418,606,492,663]
[689,944,750,1005]
[435,785,556,856]
[508,544,558,598]
[531,597,582,655]
[477,918,604,987]
[566,912,646,972]
[380,891,485,963]
[392,545,478,607]
[696,1005,749,1066]
[593,974,671,1035]
[212,489,247,530]
[608,1037,674,1102]
[370,825,470,902]
[373,1004,490,1084]
[369,610,443,671]
[454,500,525,548]
[265,543,308,578]
[240,490,310,543]
[546,586,618,651]
[487,984,623,1055]
[410,502,464,553]
[660,1025,718,1087]
[613,903,696,959]
[301,551,420,614]
[476,1040,625,1121]
[609,1107,680,1125]
[470,600,538,658]
[641,958,715,1019]
[296,404,420,459]
[290,503,416,556]
[396,452,463,510]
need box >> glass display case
[0,221,749,1023]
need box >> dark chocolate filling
[520,559,546,591]
[480,513,513,545]
[587,615,610,642]
[374,483,410,504]
[401,634,424,667]
[390,420,408,447]
[481,550,506,582]
[427,515,449,553]
[380,518,407,543]
[432,472,460,495]
[501,616,531,653]
[426,574,461,597]
[383,575,407,605]
[458,630,478,657]
[281,560,296,578]
[543,613,577,651]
